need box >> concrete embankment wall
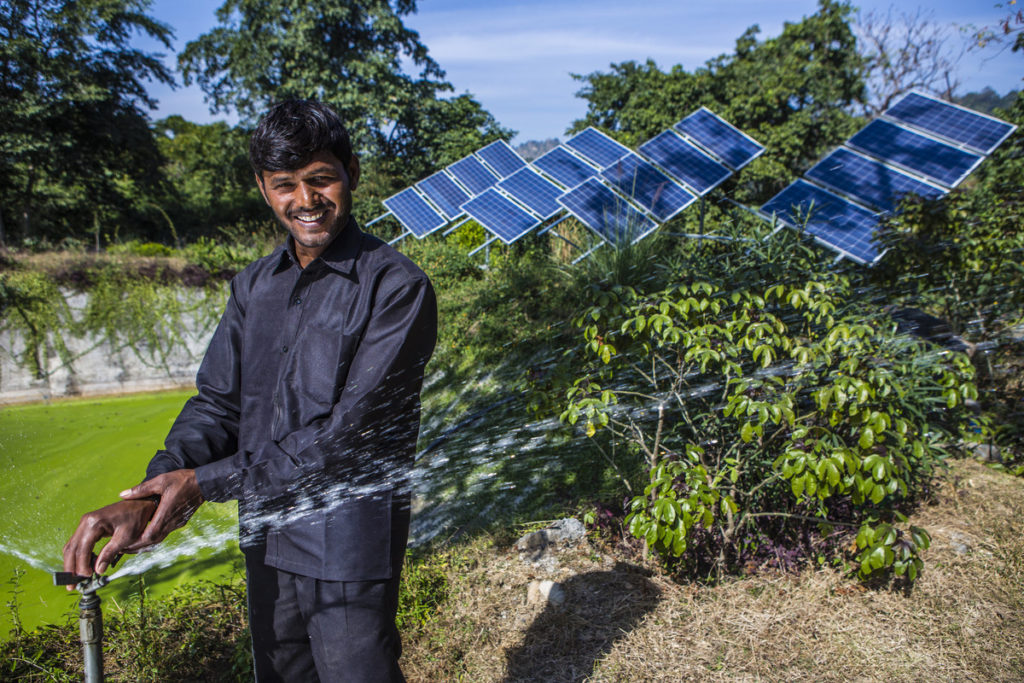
[0,290,216,405]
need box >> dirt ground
[402,458,1024,682]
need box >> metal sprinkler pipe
[54,572,111,683]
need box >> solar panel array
[377,107,767,250]
[761,91,1016,264]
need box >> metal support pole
[538,214,571,235]
[387,230,410,246]
[79,591,103,683]
[548,230,582,251]
[699,196,706,234]
[443,216,472,236]
[55,572,110,683]
[365,212,390,227]
[572,242,603,264]
[468,236,497,257]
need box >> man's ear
[347,154,361,192]
[254,173,271,206]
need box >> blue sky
[136,0,1022,143]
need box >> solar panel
[461,188,540,245]
[533,146,598,188]
[674,107,764,170]
[600,153,696,222]
[565,127,632,168]
[557,178,657,248]
[497,167,565,219]
[382,188,447,238]
[847,119,982,188]
[805,147,946,213]
[885,91,1017,155]
[761,180,881,264]
[638,130,732,195]
[416,171,471,220]
[475,140,528,178]
[448,155,499,195]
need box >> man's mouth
[293,208,328,225]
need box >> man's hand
[61,469,204,589]
[62,498,157,589]
[119,469,204,552]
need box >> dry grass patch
[402,459,1024,682]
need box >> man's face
[257,150,360,265]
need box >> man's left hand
[119,469,205,552]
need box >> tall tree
[0,0,175,247]
[570,0,867,202]
[179,0,511,184]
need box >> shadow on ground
[502,562,660,682]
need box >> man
[63,99,437,682]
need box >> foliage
[153,116,266,241]
[569,0,866,203]
[0,0,175,247]
[553,228,978,582]
[179,0,511,185]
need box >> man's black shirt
[147,219,437,581]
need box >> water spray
[53,571,111,683]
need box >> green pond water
[0,390,242,637]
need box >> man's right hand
[62,498,158,589]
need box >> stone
[973,444,1002,463]
[515,517,586,555]
[526,579,566,607]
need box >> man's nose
[298,182,318,206]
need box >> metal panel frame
[415,170,471,220]
[846,119,984,189]
[599,153,697,222]
[460,187,542,245]
[557,177,659,248]
[497,167,566,220]
[564,126,633,168]
[381,187,447,238]
[805,146,947,213]
[637,129,733,196]
[474,139,528,179]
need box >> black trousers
[244,551,405,682]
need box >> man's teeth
[295,210,326,222]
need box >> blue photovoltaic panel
[475,140,528,178]
[533,146,598,188]
[416,171,470,220]
[847,119,982,188]
[638,130,731,195]
[461,188,540,244]
[498,167,564,219]
[761,179,881,264]
[558,178,657,248]
[674,107,764,170]
[383,188,446,238]
[885,91,1016,155]
[600,153,696,222]
[448,155,499,195]
[805,147,945,213]
[565,127,632,169]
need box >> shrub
[557,274,978,581]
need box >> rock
[527,579,566,607]
[949,531,972,555]
[973,444,1002,463]
[515,518,586,555]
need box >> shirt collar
[274,216,362,276]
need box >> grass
[0,391,241,635]
[4,458,1018,681]
[398,458,1024,682]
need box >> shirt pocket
[290,325,360,410]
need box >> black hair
[249,99,353,175]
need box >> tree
[179,0,511,186]
[854,6,966,115]
[153,116,265,240]
[0,0,176,247]
[570,0,867,203]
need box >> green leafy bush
[557,274,977,581]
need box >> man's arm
[62,276,248,579]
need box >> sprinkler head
[53,572,111,595]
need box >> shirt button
[281,345,288,353]
[293,297,302,305]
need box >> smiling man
[63,100,437,682]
